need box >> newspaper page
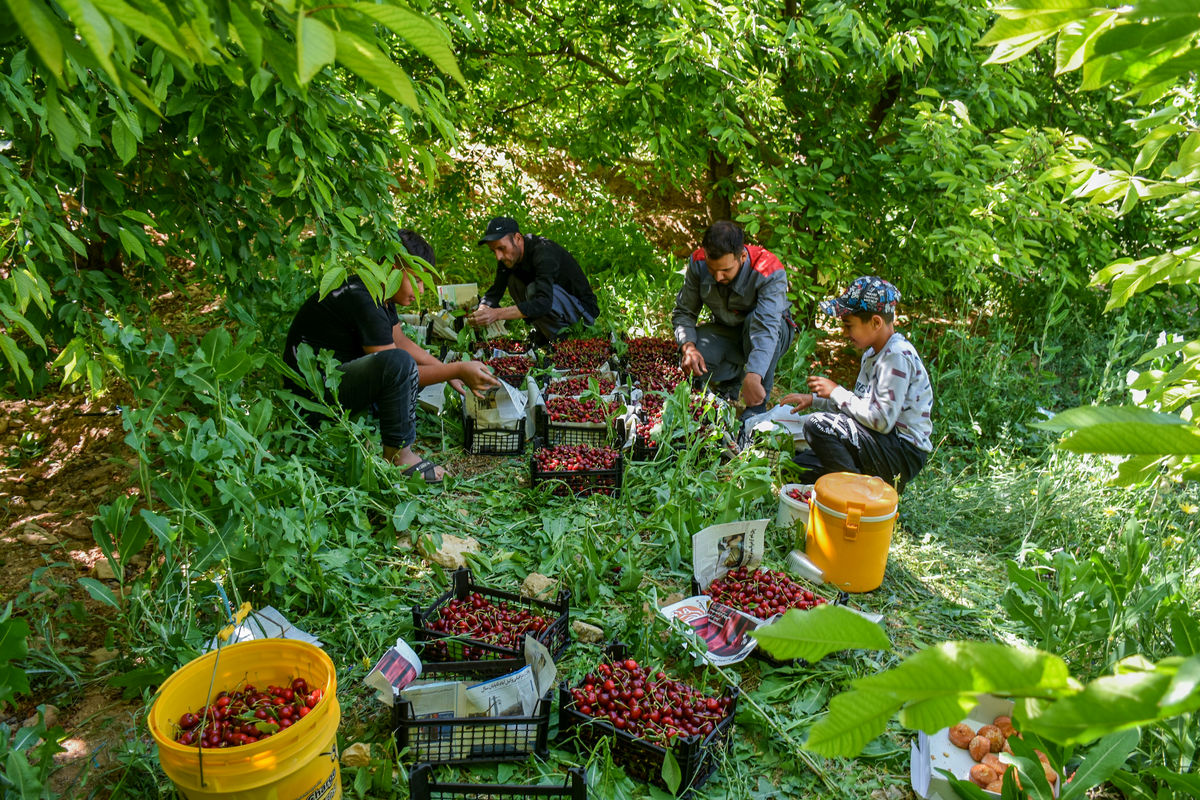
[692,519,769,592]
[401,680,485,762]
[466,373,527,427]
[364,638,423,706]
[437,283,479,311]
[524,635,557,697]
[659,595,764,665]
[204,605,322,652]
[467,666,539,717]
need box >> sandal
[401,458,444,484]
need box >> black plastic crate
[556,645,739,797]
[412,568,571,672]
[394,683,552,765]
[530,440,624,498]
[462,403,526,456]
[409,764,588,800]
[615,417,661,462]
[535,405,613,448]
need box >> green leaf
[334,29,418,109]
[750,604,891,662]
[57,0,118,81]
[77,577,121,610]
[661,746,681,794]
[804,687,898,757]
[1034,405,1200,455]
[351,2,466,86]
[230,0,264,64]
[43,86,80,155]
[297,14,335,84]
[0,334,33,386]
[117,227,146,261]
[1022,656,1200,743]
[319,265,348,298]
[1059,729,1139,800]
[112,116,137,164]
[7,0,65,76]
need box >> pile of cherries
[482,336,529,354]
[550,337,612,372]
[625,336,677,360]
[533,444,619,472]
[629,361,685,392]
[173,678,323,748]
[548,374,617,397]
[533,444,620,495]
[546,396,615,424]
[486,355,533,384]
[786,487,813,503]
[707,567,827,620]
[626,337,685,392]
[423,592,553,660]
[568,657,732,745]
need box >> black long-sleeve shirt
[481,234,599,320]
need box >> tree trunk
[706,150,734,222]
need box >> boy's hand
[458,360,502,397]
[740,373,766,408]
[680,343,707,376]
[807,375,838,399]
[780,393,813,411]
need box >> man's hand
[807,375,838,399]
[448,378,467,397]
[680,343,707,376]
[780,393,813,412]
[740,372,766,408]
[457,360,502,397]
[468,304,500,328]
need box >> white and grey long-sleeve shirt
[813,332,933,452]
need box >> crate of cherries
[485,354,535,387]
[537,397,617,448]
[558,645,739,797]
[412,568,571,675]
[480,336,530,355]
[531,442,623,497]
[701,566,830,667]
[549,337,613,373]
[173,678,325,748]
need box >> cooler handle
[844,504,862,540]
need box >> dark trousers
[333,349,420,449]
[508,277,595,340]
[792,412,928,494]
[694,309,796,415]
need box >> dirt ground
[0,387,142,793]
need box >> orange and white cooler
[806,472,898,592]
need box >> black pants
[507,277,595,340]
[792,412,928,494]
[317,349,419,449]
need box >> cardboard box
[911,695,1059,799]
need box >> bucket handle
[844,504,863,540]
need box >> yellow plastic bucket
[148,639,342,800]
[805,472,898,592]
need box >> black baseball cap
[477,216,520,245]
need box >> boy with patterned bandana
[781,276,933,493]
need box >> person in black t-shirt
[283,230,499,482]
[467,216,600,341]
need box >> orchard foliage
[978,2,1200,483]
[443,0,1131,309]
[0,0,463,392]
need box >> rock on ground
[571,621,604,644]
[521,572,558,600]
[419,534,480,569]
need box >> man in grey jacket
[671,221,796,415]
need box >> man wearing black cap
[468,216,600,341]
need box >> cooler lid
[813,472,897,516]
